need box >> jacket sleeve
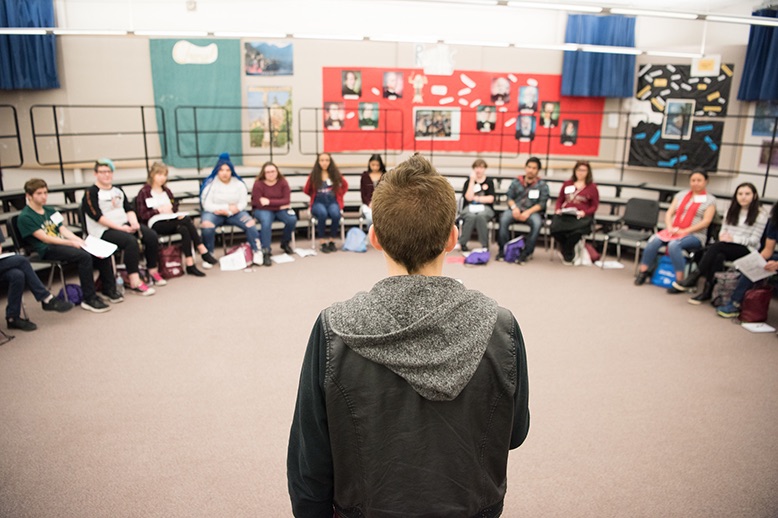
[506,180,519,203]
[536,183,550,213]
[510,317,530,450]
[287,314,335,517]
[555,181,569,212]
[251,180,263,210]
[135,185,158,224]
[360,172,372,205]
[303,176,313,198]
[82,185,103,222]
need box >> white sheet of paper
[741,322,776,333]
[271,253,295,264]
[219,249,248,271]
[733,251,774,282]
[295,248,317,258]
[147,212,188,228]
[469,204,485,213]
[81,235,118,258]
[560,207,578,215]
[0,252,17,260]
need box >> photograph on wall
[383,71,404,99]
[342,70,362,98]
[539,101,560,128]
[324,102,345,130]
[490,77,511,105]
[515,115,536,141]
[561,120,578,145]
[759,141,778,166]
[414,108,460,140]
[752,101,778,137]
[359,102,379,130]
[476,106,497,132]
[519,86,538,113]
[247,87,292,148]
[662,99,695,140]
[244,42,293,76]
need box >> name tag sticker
[145,197,158,208]
[49,211,64,225]
[528,190,540,199]
[693,195,707,203]
[564,185,576,194]
[472,183,482,193]
[469,204,485,214]
[98,190,113,201]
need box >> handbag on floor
[158,244,184,279]
[651,256,675,288]
[503,236,525,263]
[711,269,740,307]
[739,283,773,323]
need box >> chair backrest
[8,215,30,256]
[622,198,660,231]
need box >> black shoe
[634,271,649,286]
[7,317,37,331]
[186,265,206,277]
[81,296,111,313]
[281,242,294,255]
[102,288,124,303]
[516,251,529,265]
[262,248,272,266]
[327,241,337,252]
[688,281,713,305]
[678,270,701,289]
[667,285,684,294]
[202,252,218,265]
[496,252,505,262]
[320,243,331,254]
[461,243,470,252]
[42,296,74,313]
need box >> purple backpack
[57,284,83,305]
[503,237,525,263]
[464,250,491,265]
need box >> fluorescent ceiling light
[507,2,602,13]
[610,8,698,20]
[369,35,439,44]
[444,39,510,47]
[418,0,498,4]
[578,44,642,55]
[212,31,287,39]
[644,50,703,58]
[513,43,577,51]
[133,30,210,37]
[53,29,128,36]
[294,33,364,41]
[0,28,48,35]
[705,15,778,27]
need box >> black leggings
[101,225,158,273]
[697,241,750,281]
[152,216,202,258]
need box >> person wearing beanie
[199,153,263,267]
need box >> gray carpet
[1,242,777,517]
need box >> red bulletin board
[322,67,604,156]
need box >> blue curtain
[562,15,635,98]
[738,9,778,101]
[0,0,59,90]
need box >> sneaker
[128,282,155,296]
[202,252,218,265]
[562,259,574,266]
[102,288,124,304]
[634,271,649,286]
[716,302,740,318]
[327,241,337,252]
[42,296,74,313]
[252,251,264,266]
[670,281,690,293]
[7,317,37,331]
[281,242,294,255]
[666,285,684,294]
[81,296,111,313]
[320,243,331,254]
[201,259,214,270]
[150,272,167,286]
[186,265,206,277]
[688,292,711,305]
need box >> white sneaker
[201,260,213,270]
[253,251,264,266]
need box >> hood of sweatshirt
[328,275,498,402]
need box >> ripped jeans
[200,211,260,253]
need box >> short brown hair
[472,158,488,169]
[372,154,456,274]
[146,162,169,185]
[24,178,48,195]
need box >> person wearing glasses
[82,158,160,296]
[549,161,600,265]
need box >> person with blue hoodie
[199,153,262,268]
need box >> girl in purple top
[252,162,297,265]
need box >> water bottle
[116,274,125,295]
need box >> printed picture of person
[490,77,511,105]
[540,101,560,128]
[324,102,345,130]
[519,86,538,113]
[476,106,497,132]
[516,115,536,141]
[383,71,404,99]
[342,70,362,98]
[359,102,379,129]
[561,120,578,145]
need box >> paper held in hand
[733,250,774,282]
[81,236,118,258]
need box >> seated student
[199,152,263,267]
[303,152,348,253]
[251,161,297,266]
[18,179,116,313]
[549,161,600,265]
[0,253,73,331]
[456,158,495,251]
[135,161,216,277]
[497,156,549,264]
[82,158,160,296]
[672,182,767,303]
[359,153,386,227]
[287,154,529,516]
[634,170,717,288]
[717,203,778,318]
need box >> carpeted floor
[1,242,777,517]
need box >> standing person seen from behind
[287,154,530,517]
[252,161,298,265]
[456,158,495,252]
[303,152,348,253]
[549,161,600,265]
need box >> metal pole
[52,105,65,184]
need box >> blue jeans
[730,252,778,304]
[201,211,260,253]
[641,234,701,274]
[311,202,341,239]
[253,209,297,249]
[0,255,50,319]
[498,210,543,256]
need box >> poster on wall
[635,63,734,117]
[662,99,695,140]
[244,42,293,76]
[247,87,292,148]
[321,67,604,155]
[752,101,778,137]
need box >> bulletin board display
[321,67,605,156]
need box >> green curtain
[150,39,242,169]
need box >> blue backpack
[342,227,368,253]
[651,255,676,288]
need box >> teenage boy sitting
[287,154,530,517]
[18,178,119,313]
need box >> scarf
[672,190,705,229]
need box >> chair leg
[0,329,14,345]
[634,244,642,275]
[600,238,609,269]
[57,264,67,301]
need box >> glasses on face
[96,169,113,175]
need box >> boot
[688,281,713,305]
[281,241,294,255]
[679,269,701,289]
[262,248,272,267]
